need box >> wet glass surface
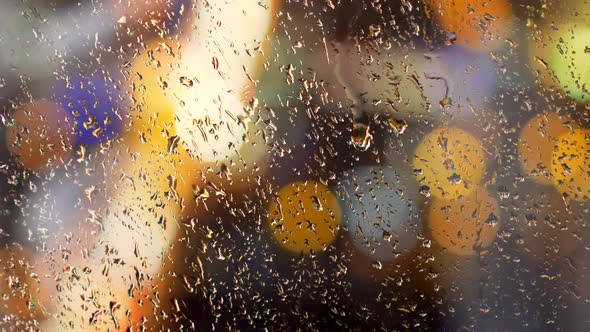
[0,0,589,330]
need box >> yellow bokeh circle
[428,188,500,256]
[518,112,574,184]
[127,39,181,149]
[268,181,341,254]
[425,0,512,51]
[551,129,590,201]
[413,127,486,199]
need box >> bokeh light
[127,39,184,148]
[173,0,277,164]
[425,0,513,51]
[0,5,55,80]
[518,112,575,184]
[108,0,187,32]
[0,245,46,320]
[337,165,418,261]
[428,188,500,256]
[431,46,498,118]
[413,127,486,199]
[545,23,590,104]
[6,100,73,171]
[268,180,341,254]
[53,71,124,146]
[551,128,590,201]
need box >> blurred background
[0,0,589,330]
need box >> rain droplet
[497,186,510,200]
[419,185,431,197]
[447,173,462,185]
[388,118,408,136]
[179,76,194,87]
[485,212,499,227]
[351,122,373,151]
[310,196,323,211]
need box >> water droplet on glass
[419,185,431,197]
[447,173,462,185]
[310,195,323,211]
[372,260,383,270]
[351,122,373,151]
